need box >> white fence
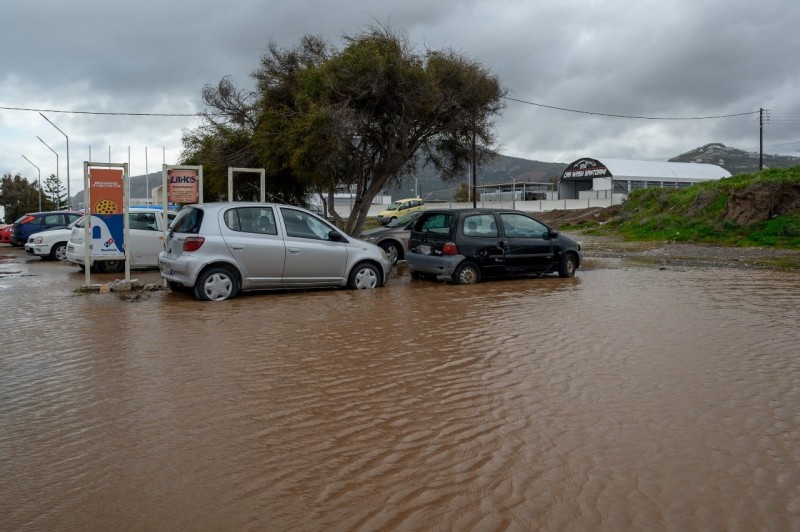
[336,195,626,219]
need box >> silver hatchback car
[159,202,392,301]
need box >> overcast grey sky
[2,0,799,199]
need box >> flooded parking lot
[1,242,799,530]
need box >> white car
[25,219,82,261]
[66,207,177,273]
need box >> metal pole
[22,155,42,211]
[37,136,60,209]
[759,107,764,171]
[39,113,70,209]
[471,129,477,209]
[145,147,149,196]
[512,177,516,210]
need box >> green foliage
[184,24,505,236]
[42,174,67,209]
[596,166,800,248]
[1,173,42,223]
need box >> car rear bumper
[159,252,204,287]
[405,253,464,277]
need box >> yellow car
[376,198,426,225]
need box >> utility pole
[759,107,764,171]
[471,129,477,208]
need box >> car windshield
[386,202,402,211]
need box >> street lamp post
[39,113,70,209]
[21,155,42,211]
[37,136,60,209]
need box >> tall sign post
[228,167,265,202]
[83,162,129,287]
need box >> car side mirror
[328,230,343,242]
[548,229,559,239]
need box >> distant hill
[669,143,800,175]
[387,154,567,201]
[69,144,800,206]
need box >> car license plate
[418,244,431,255]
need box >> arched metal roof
[561,158,731,182]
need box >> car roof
[22,210,82,216]
[419,208,514,214]
[187,202,314,211]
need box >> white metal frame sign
[82,161,130,287]
[228,167,265,202]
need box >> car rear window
[170,207,203,234]
[462,214,498,237]
[418,213,453,234]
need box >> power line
[0,105,201,117]
[4,100,763,121]
[503,96,760,120]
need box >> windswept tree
[0,173,41,223]
[184,25,505,236]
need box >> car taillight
[183,236,205,252]
[442,242,458,255]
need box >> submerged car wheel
[379,241,401,264]
[348,263,380,289]
[50,242,68,261]
[195,267,239,301]
[559,253,578,278]
[453,262,480,285]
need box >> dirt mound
[535,205,622,228]
[725,182,800,225]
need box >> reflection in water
[1,256,799,530]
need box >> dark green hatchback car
[406,208,582,284]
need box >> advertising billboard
[89,168,125,258]
[167,168,199,204]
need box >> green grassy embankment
[569,166,800,248]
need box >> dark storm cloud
[2,0,799,196]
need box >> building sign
[167,168,199,204]
[89,168,125,258]
[562,158,610,179]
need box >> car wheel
[453,262,480,284]
[348,262,381,289]
[195,267,239,301]
[97,260,124,274]
[559,253,578,278]
[379,240,401,264]
[50,242,68,261]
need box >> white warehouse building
[558,157,732,200]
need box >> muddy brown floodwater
[1,239,799,531]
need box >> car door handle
[230,244,245,250]
[288,248,301,254]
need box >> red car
[0,225,14,244]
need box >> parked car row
[11,210,83,246]
[8,203,582,302]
